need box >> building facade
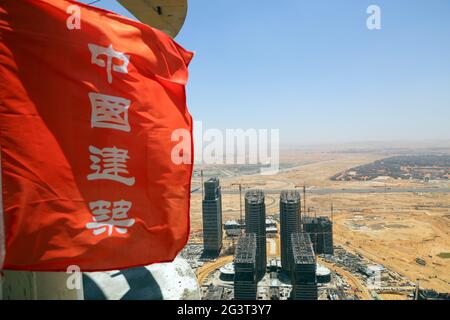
[234,233,257,300]
[290,233,318,300]
[202,177,222,254]
[302,216,333,255]
[245,190,266,278]
[280,190,301,272]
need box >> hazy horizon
[278,138,450,149]
[81,0,450,145]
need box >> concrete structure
[245,190,266,278]
[280,190,301,272]
[1,271,83,300]
[219,263,235,282]
[234,233,257,300]
[290,233,318,300]
[269,272,280,300]
[224,220,243,237]
[203,285,224,300]
[268,259,281,272]
[83,255,200,300]
[265,219,277,228]
[265,218,278,235]
[316,264,332,284]
[302,216,334,255]
[202,178,222,254]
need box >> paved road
[192,187,450,195]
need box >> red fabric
[0,0,193,271]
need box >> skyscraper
[302,216,334,255]
[245,190,266,278]
[290,233,318,300]
[202,177,222,254]
[280,190,301,272]
[234,233,257,300]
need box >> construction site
[185,149,450,300]
[184,181,359,300]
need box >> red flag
[0,0,193,271]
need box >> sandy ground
[330,193,450,293]
[189,150,450,293]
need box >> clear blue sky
[79,0,450,146]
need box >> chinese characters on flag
[0,0,193,271]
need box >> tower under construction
[302,216,333,255]
[234,233,257,300]
[280,190,301,272]
[290,233,318,300]
[202,177,223,254]
[245,190,266,278]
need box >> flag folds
[0,0,193,271]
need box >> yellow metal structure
[118,0,188,38]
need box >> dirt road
[197,255,234,285]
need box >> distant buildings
[224,219,277,237]
[234,233,258,300]
[202,177,223,254]
[302,216,333,255]
[245,190,267,278]
[280,190,301,272]
[331,155,450,182]
[224,220,242,237]
[265,219,278,236]
[290,233,318,300]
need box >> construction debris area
[321,246,426,300]
[183,242,446,300]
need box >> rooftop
[245,190,265,203]
[291,233,316,265]
[235,233,257,264]
[280,190,301,203]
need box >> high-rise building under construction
[290,233,318,300]
[245,190,266,278]
[234,233,257,300]
[280,190,301,272]
[302,216,333,255]
[202,177,222,254]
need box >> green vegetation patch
[437,252,450,259]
